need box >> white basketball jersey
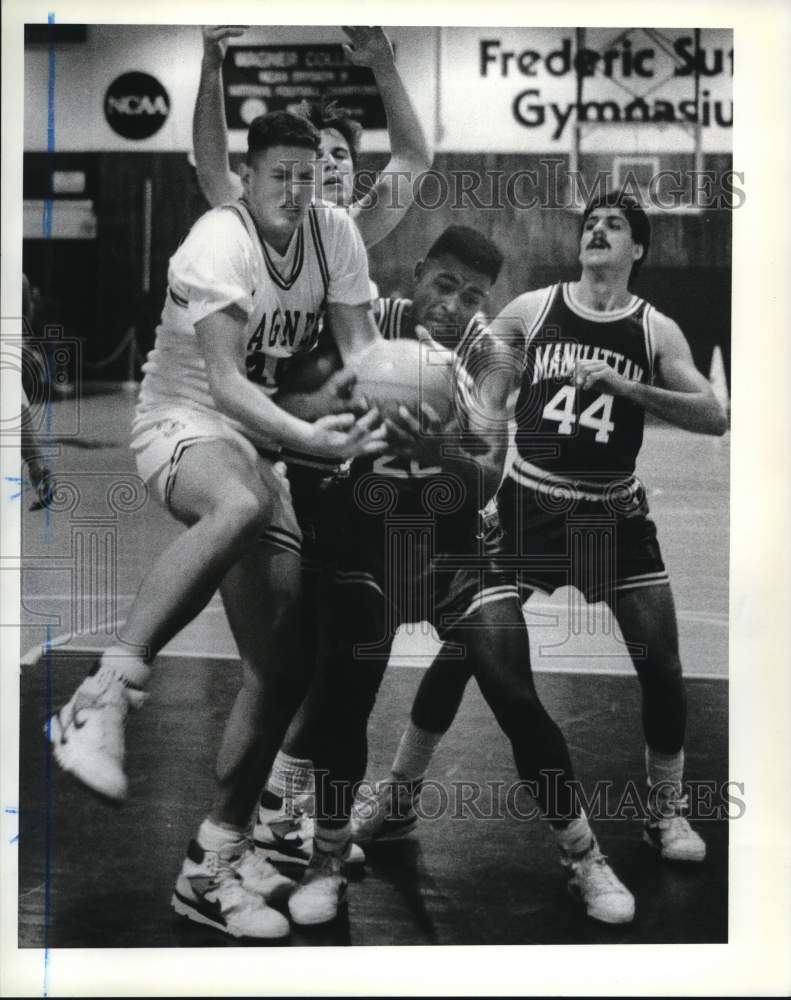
[136,199,370,445]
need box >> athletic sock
[391,721,444,783]
[645,746,684,788]
[645,747,685,817]
[552,814,594,858]
[313,821,351,858]
[266,750,313,804]
[89,647,150,689]
[196,816,246,852]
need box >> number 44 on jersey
[542,385,615,443]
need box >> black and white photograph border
[1,0,789,997]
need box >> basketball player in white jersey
[47,111,387,940]
[192,24,435,854]
[356,191,727,879]
[194,25,431,249]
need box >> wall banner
[222,45,386,130]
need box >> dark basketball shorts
[332,467,492,641]
[448,470,670,618]
[258,452,354,569]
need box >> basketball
[351,336,457,424]
[277,337,342,393]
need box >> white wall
[24,24,732,154]
[23,24,436,154]
[439,27,733,152]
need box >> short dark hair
[425,225,505,285]
[246,111,321,164]
[302,100,363,168]
[581,190,651,281]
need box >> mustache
[587,237,610,248]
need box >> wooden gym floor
[14,390,729,949]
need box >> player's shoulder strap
[217,199,257,242]
[306,203,330,299]
[456,312,488,364]
[527,283,561,340]
[373,297,411,340]
[493,284,558,367]
[640,299,678,384]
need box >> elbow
[406,148,433,176]
[710,398,729,435]
[704,404,729,436]
[712,411,729,436]
[390,150,433,184]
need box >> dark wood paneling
[94,153,202,371]
[23,151,731,380]
[365,152,732,370]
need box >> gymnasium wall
[21,24,733,382]
[22,149,732,382]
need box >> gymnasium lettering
[479,36,733,140]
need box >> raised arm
[193,26,246,207]
[574,311,728,435]
[341,27,433,247]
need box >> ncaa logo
[105,72,170,140]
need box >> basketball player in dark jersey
[293,225,636,927]
[356,191,728,878]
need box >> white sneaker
[562,841,635,925]
[46,668,147,801]
[287,849,347,926]
[230,839,296,907]
[171,840,290,939]
[644,793,707,862]
[253,809,365,867]
[351,779,419,844]
[292,789,315,816]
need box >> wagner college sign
[222,44,387,130]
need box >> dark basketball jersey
[369,298,484,481]
[343,300,492,583]
[513,282,657,486]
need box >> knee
[485,680,546,733]
[217,489,274,543]
[635,651,684,686]
[241,660,307,712]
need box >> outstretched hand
[385,403,460,468]
[341,26,394,71]
[310,408,388,461]
[202,26,247,66]
[315,368,369,417]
